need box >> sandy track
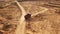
[15,1,48,34]
[15,1,27,34]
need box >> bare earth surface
[0,1,60,34]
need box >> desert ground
[0,0,60,34]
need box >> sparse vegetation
[55,9,60,14]
[0,6,4,9]
[3,24,12,31]
[0,31,3,34]
[0,0,60,34]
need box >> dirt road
[15,1,27,34]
